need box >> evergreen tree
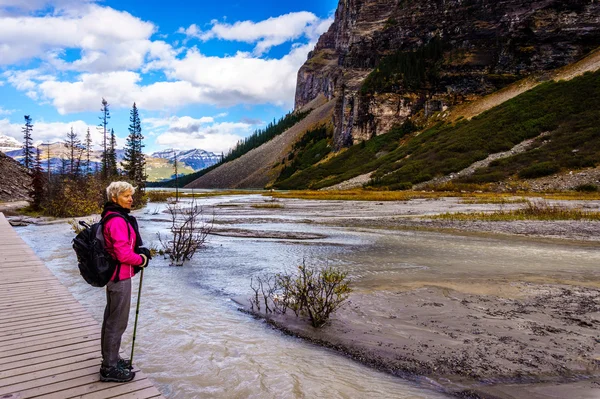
[22,115,34,169]
[30,147,45,211]
[66,126,82,176]
[107,128,118,176]
[85,127,92,174]
[98,98,110,178]
[122,102,146,194]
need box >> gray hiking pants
[101,278,131,368]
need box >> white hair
[106,181,136,202]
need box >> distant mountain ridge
[1,140,218,182]
[0,134,20,153]
[151,148,221,171]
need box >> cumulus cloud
[1,3,332,117]
[178,12,331,55]
[12,39,315,114]
[145,115,251,153]
[239,117,262,125]
[0,0,97,14]
[0,4,156,72]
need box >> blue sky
[0,0,337,154]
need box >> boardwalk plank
[0,326,101,351]
[0,365,100,396]
[0,351,101,379]
[0,358,101,388]
[0,320,99,343]
[0,341,98,366]
[40,377,153,399]
[0,315,97,335]
[0,309,90,326]
[0,345,99,372]
[0,333,101,360]
[75,380,160,399]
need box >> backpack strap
[101,213,132,283]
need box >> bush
[518,162,560,179]
[574,183,598,192]
[43,177,104,217]
[147,190,173,202]
[157,198,212,266]
[249,262,352,328]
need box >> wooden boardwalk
[0,213,165,399]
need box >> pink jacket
[103,212,143,281]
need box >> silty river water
[15,193,600,398]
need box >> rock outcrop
[0,151,32,202]
[296,0,600,149]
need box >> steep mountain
[297,0,600,148]
[151,148,221,171]
[0,151,31,202]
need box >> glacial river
[15,193,600,398]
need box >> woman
[100,181,151,383]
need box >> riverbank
[223,196,600,398]
[243,280,600,398]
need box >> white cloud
[143,115,215,130]
[0,106,14,115]
[12,39,315,114]
[1,4,333,116]
[178,12,332,55]
[0,0,97,14]
[147,116,252,153]
[0,4,156,72]
[0,117,109,149]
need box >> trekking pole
[129,267,144,369]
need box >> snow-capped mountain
[151,148,221,171]
[0,134,21,153]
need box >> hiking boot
[100,365,135,382]
[117,358,132,370]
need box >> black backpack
[72,214,128,287]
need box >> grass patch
[269,189,600,202]
[147,191,173,202]
[251,203,284,209]
[460,197,528,204]
[434,200,600,221]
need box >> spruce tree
[22,115,34,169]
[66,126,81,176]
[98,98,110,178]
[122,103,146,198]
[107,128,118,176]
[30,147,45,211]
[85,127,92,174]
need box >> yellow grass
[434,200,600,221]
[251,203,284,209]
[268,189,600,202]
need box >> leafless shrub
[157,198,212,266]
[249,261,352,328]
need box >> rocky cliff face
[296,0,600,148]
[0,152,32,202]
